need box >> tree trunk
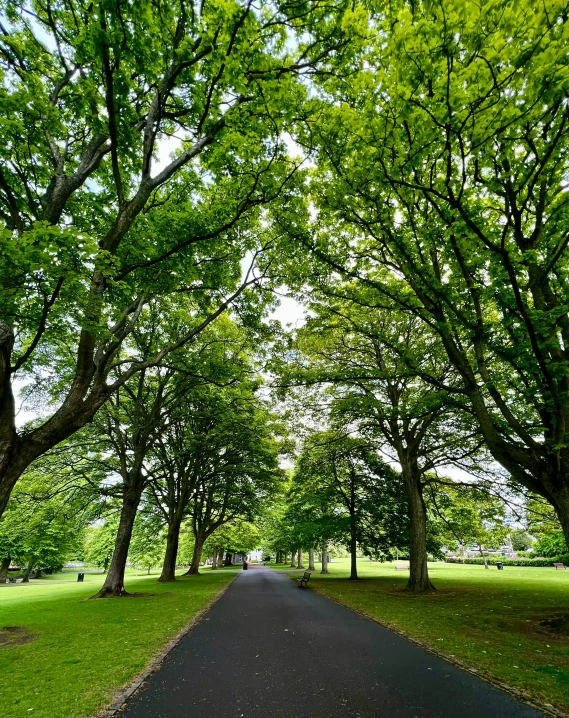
[158,515,183,582]
[546,482,569,554]
[0,556,9,583]
[308,548,315,571]
[297,549,304,569]
[211,548,218,570]
[184,534,206,576]
[21,561,34,583]
[91,486,141,598]
[0,444,42,521]
[320,542,329,574]
[349,515,358,580]
[290,551,296,568]
[0,326,104,522]
[217,550,224,568]
[404,470,435,592]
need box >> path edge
[308,581,566,718]
[97,574,237,717]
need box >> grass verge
[277,558,569,713]
[0,569,234,718]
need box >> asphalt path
[121,565,546,718]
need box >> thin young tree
[294,432,402,580]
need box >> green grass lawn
[273,558,569,712]
[0,569,234,718]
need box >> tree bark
[349,515,358,580]
[21,561,34,583]
[184,534,206,575]
[217,550,224,568]
[403,468,435,592]
[297,549,304,569]
[158,515,183,582]
[211,547,218,570]
[0,556,9,583]
[92,485,141,597]
[478,546,489,569]
[0,443,44,520]
[547,481,569,554]
[308,548,315,571]
[320,541,329,574]
[290,551,296,568]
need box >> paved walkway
[121,565,546,717]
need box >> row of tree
[265,0,569,591]
[262,431,519,583]
[2,0,569,598]
[0,316,284,595]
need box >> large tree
[183,384,282,574]
[69,306,240,596]
[0,0,351,517]
[144,318,278,580]
[290,297,483,591]
[295,0,569,546]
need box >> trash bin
[77,572,85,582]
[243,562,248,570]
[496,562,503,571]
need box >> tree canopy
[3,0,569,597]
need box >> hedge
[445,555,569,567]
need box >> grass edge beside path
[276,560,569,717]
[309,582,562,718]
[0,571,236,718]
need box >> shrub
[534,532,568,558]
[445,555,569,567]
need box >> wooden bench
[554,563,567,570]
[297,571,311,588]
[394,563,410,570]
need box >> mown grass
[0,569,234,718]
[273,558,569,712]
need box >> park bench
[297,571,311,588]
[554,563,567,570]
[394,563,410,570]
